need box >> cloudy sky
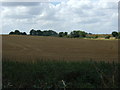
[0,0,119,34]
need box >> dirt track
[2,35,119,62]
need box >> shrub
[94,35,98,38]
[105,35,111,39]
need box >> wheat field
[2,35,119,62]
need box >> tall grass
[2,59,120,88]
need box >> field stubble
[2,35,119,62]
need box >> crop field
[2,35,120,88]
[2,35,118,62]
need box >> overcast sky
[0,0,119,34]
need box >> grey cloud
[28,7,43,15]
[80,18,100,24]
[5,15,35,19]
[1,0,118,34]
[27,3,50,15]
[2,2,40,7]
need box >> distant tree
[59,32,64,37]
[42,30,58,36]
[88,33,92,35]
[105,35,111,39]
[9,31,15,35]
[94,35,98,38]
[48,30,58,36]
[43,30,49,36]
[118,32,120,39]
[23,32,27,35]
[64,32,68,36]
[112,31,118,37]
[14,30,21,35]
[36,30,43,36]
[70,31,79,38]
[29,29,58,36]
[30,29,36,35]
[79,31,87,37]
[58,32,68,37]
[70,30,87,38]
[115,32,120,39]
[21,32,27,35]
[9,30,27,35]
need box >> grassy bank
[2,60,120,88]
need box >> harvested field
[2,35,119,62]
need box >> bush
[70,30,87,38]
[94,35,98,38]
[105,35,111,39]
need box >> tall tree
[36,30,43,36]
[59,32,63,37]
[30,29,36,35]
[14,30,21,35]
[64,32,68,36]
[112,31,118,37]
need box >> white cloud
[1,0,118,34]
[1,0,66,2]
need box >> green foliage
[112,31,118,37]
[43,30,58,36]
[36,30,43,36]
[59,32,64,37]
[86,35,98,39]
[70,30,87,38]
[2,60,120,88]
[64,32,68,36]
[14,30,21,35]
[116,32,120,39]
[105,35,111,39]
[21,32,27,35]
[9,30,27,35]
[111,31,120,39]
[70,31,80,38]
[29,29,58,36]
[94,35,98,38]
[30,29,36,35]
[9,31,15,35]
[8,29,120,40]
[58,32,68,37]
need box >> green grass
[2,60,120,88]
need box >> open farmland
[2,35,120,88]
[2,35,118,62]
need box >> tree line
[9,29,87,38]
[9,29,120,39]
[9,30,27,35]
[29,29,58,36]
[29,29,88,38]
